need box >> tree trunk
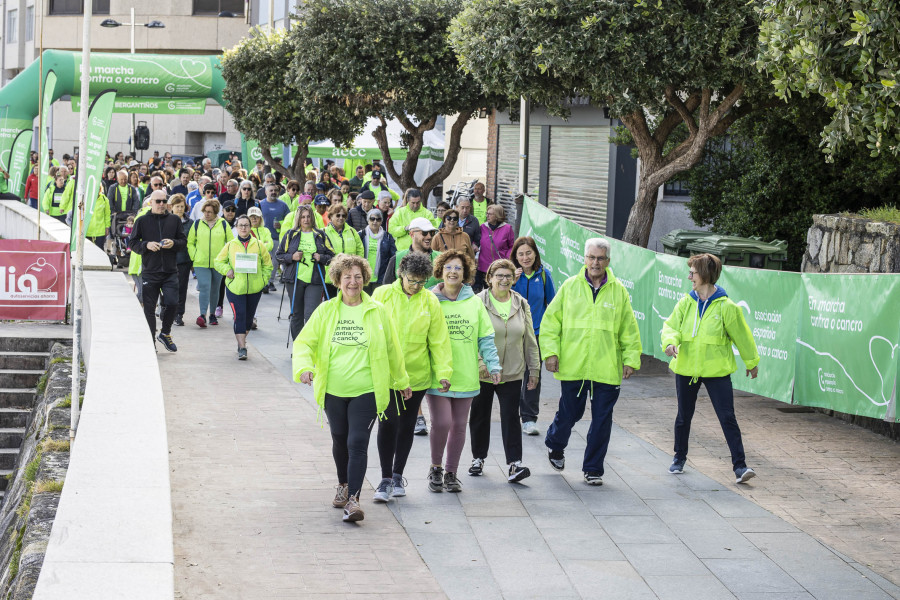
[260,142,307,183]
[621,176,663,249]
[372,112,472,201]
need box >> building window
[663,179,690,197]
[25,6,34,41]
[48,0,110,15]
[193,0,245,16]
[6,9,17,43]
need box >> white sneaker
[522,421,540,436]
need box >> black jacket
[235,196,258,218]
[176,217,194,265]
[347,204,369,232]
[107,183,142,214]
[275,227,335,285]
[128,212,187,275]
[459,215,481,247]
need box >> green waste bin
[660,230,717,257]
[207,150,241,169]
[685,235,788,270]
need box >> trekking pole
[277,279,287,321]
[285,273,298,349]
[317,263,330,300]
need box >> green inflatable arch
[0,50,225,196]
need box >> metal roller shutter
[495,125,542,224]
[546,126,611,234]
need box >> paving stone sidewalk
[239,288,899,600]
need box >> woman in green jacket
[372,252,452,502]
[41,173,75,223]
[426,250,501,494]
[293,254,411,523]
[323,202,363,297]
[214,215,273,360]
[86,190,111,252]
[187,199,230,327]
[661,253,761,484]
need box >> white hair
[584,237,611,257]
[187,181,199,191]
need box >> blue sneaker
[669,458,685,474]
[735,467,756,484]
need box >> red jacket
[25,173,39,200]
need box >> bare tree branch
[372,114,403,185]
[421,109,475,198]
[665,86,699,136]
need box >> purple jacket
[477,222,515,272]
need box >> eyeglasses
[444,216,457,221]
[493,274,514,280]
[368,217,382,222]
[688,270,698,278]
[236,223,251,228]
[333,213,347,219]
[404,277,427,287]
[586,255,609,263]
[444,265,463,272]
[412,230,434,237]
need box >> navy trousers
[673,374,746,470]
[545,380,620,474]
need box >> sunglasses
[225,208,236,212]
[153,199,166,204]
[205,190,215,195]
[151,183,162,187]
[369,217,382,222]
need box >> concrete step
[0,448,19,471]
[0,338,64,353]
[0,428,27,450]
[0,408,31,430]
[0,470,13,492]
[0,370,44,389]
[0,351,50,370]
[0,389,36,410]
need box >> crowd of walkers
[23,148,763,525]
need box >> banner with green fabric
[8,129,33,198]
[72,54,214,98]
[71,96,206,114]
[795,274,900,420]
[520,197,898,419]
[78,90,117,237]
[39,71,58,201]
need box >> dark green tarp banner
[79,90,117,236]
[520,198,898,420]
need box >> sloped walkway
[160,284,900,599]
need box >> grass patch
[36,372,48,394]
[16,485,32,519]
[57,395,83,409]
[34,479,64,494]
[8,525,24,582]
[49,357,67,365]
[23,454,41,483]
[858,205,900,224]
[41,439,70,453]
[48,425,67,432]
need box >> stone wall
[802,214,900,273]
[0,344,79,600]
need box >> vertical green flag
[39,71,59,203]
[651,253,690,362]
[608,238,656,346]
[717,267,801,403]
[79,90,117,236]
[518,197,562,283]
[8,129,33,198]
[795,273,900,420]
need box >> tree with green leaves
[288,0,493,197]
[759,1,900,160]
[451,0,769,248]
[220,28,365,181]
[685,99,900,270]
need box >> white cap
[247,207,263,218]
[407,217,438,233]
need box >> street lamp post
[100,9,164,158]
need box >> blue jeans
[194,267,223,318]
[674,375,746,470]
[545,380,620,474]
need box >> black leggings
[470,380,523,464]
[324,392,377,498]
[225,289,262,335]
[176,262,192,318]
[217,274,227,309]
[376,389,427,479]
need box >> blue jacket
[359,229,397,284]
[512,265,556,335]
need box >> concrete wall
[802,214,900,274]
[0,200,174,599]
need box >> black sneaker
[251,318,258,330]
[584,472,603,486]
[237,347,248,361]
[508,461,531,483]
[268,282,277,292]
[428,466,444,492]
[548,449,565,471]
[669,458,685,474]
[157,332,177,353]
[174,315,185,327]
[209,314,218,326]
[262,286,269,294]
[443,471,462,493]
[468,458,484,476]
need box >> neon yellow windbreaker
[539,267,642,385]
[661,290,760,379]
[292,292,410,417]
[372,280,452,393]
[187,217,231,268]
[214,236,273,295]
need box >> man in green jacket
[541,238,642,486]
[388,188,438,252]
